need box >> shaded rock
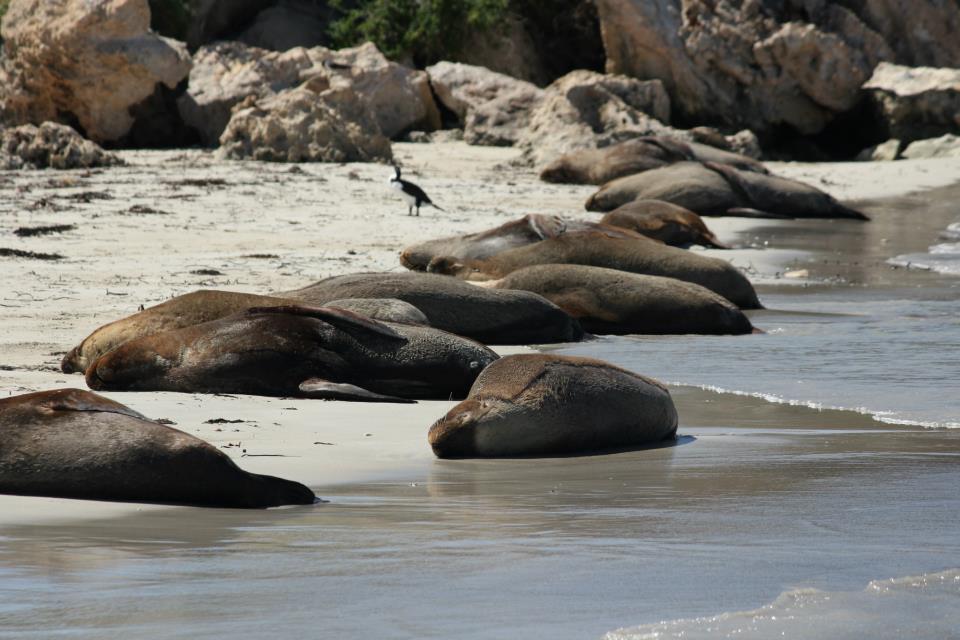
[454,14,549,86]
[855,139,902,161]
[0,122,122,170]
[595,0,892,135]
[901,134,960,160]
[279,272,584,345]
[183,0,272,49]
[216,79,393,163]
[490,264,754,335]
[179,41,439,146]
[862,63,960,143]
[0,388,316,508]
[0,0,192,143]
[847,0,960,68]
[428,354,677,458]
[426,61,544,146]
[238,1,332,51]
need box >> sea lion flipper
[298,379,416,404]
[247,305,406,341]
[725,207,794,219]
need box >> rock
[901,134,960,160]
[179,41,439,146]
[216,78,393,163]
[0,122,122,170]
[454,14,549,86]
[183,0,273,50]
[594,0,892,135]
[516,69,673,168]
[0,0,192,143]
[862,63,960,143]
[427,62,545,147]
[849,0,960,68]
[855,139,902,161]
[238,1,332,51]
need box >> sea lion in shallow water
[61,290,427,375]
[0,388,316,508]
[540,136,767,185]
[86,305,499,402]
[400,214,644,271]
[600,200,728,248]
[490,264,754,335]
[428,354,678,457]
[279,272,584,344]
[585,161,870,220]
[427,231,762,309]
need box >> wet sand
[2,143,960,638]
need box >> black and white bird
[389,165,444,216]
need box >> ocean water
[889,221,960,275]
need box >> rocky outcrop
[862,63,960,144]
[594,0,893,135]
[0,0,192,143]
[426,62,544,146]
[844,0,960,68]
[216,77,393,163]
[183,0,272,50]
[0,122,123,169]
[855,139,902,161]
[179,41,440,146]
[517,70,673,168]
[901,134,960,160]
[238,1,331,52]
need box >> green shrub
[328,0,510,66]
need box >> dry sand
[2,141,960,523]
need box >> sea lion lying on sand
[86,305,499,402]
[489,264,754,335]
[585,161,870,220]
[428,354,678,457]
[279,272,584,344]
[427,231,762,309]
[599,200,728,248]
[0,388,316,508]
[401,214,643,271]
[61,290,427,374]
[540,136,767,185]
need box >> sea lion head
[539,158,576,184]
[85,340,175,391]
[428,398,495,457]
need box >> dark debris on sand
[14,224,77,237]
[0,247,64,260]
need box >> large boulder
[844,0,960,68]
[426,61,544,146]
[862,63,960,144]
[216,77,393,163]
[0,0,192,143]
[594,0,893,135]
[238,1,331,52]
[0,122,122,170]
[901,134,960,160]
[178,41,440,146]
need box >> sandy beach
[2,142,960,638]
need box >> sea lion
[61,290,427,375]
[86,305,499,402]
[540,136,767,185]
[584,161,870,220]
[599,200,728,249]
[428,354,678,457]
[279,272,584,344]
[427,231,762,309]
[489,264,754,335]
[0,388,316,508]
[400,214,643,271]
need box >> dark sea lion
[279,272,584,344]
[489,264,754,335]
[584,161,870,220]
[61,290,295,374]
[400,214,643,271]
[427,231,762,309]
[540,136,767,185]
[324,298,429,325]
[600,200,728,248]
[0,388,316,508]
[428,354,678,457]
[86,305,499,402]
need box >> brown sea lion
[0,388,316,508]
[400,214,643,271]
[599,200,728,249]
[489,264,754,335]
[427,231,762,309]
[279,272,584,344]
[540,136,767,185]
[86,305,499,402]
[61,290,428,375]
[584,161,869,220]
[428,354,678,457]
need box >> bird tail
[429,203,445,212]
